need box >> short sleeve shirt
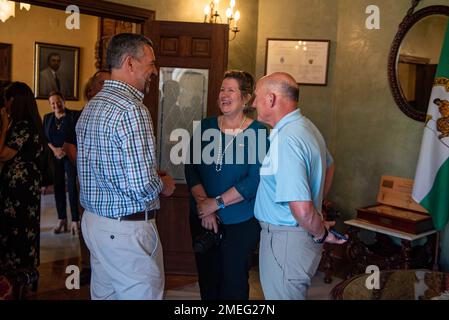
[254,109,328,227]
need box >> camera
[193,220,224,254]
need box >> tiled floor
[40,194,81,264]
[34,194,340,300]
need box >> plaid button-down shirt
[76,80,162,218]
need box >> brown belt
[115,210,156,221]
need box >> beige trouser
[75,178,90,270]
[259,222,323,300]
[78,211,91,270]
[81,211,164,300]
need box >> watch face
[216,196,225,209]
[312,228,328,244]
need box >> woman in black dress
[0,82,45,271]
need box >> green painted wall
[106,0,259,76]
[255,0,339,143]
[255,0,449,271]
[330,0,423,217]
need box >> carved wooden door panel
[95,18,141,70]
[145,21,229,274]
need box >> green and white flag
[412,22,449,231]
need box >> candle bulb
[204,4,209,22]
[226,7,232,18]
[234,10,240,29]
[202,0,242,40]
[226,7,232,24]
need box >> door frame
[12,0,155,31]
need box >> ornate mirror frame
[388,2,449,122]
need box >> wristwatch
[215,195,225,210]
[312,227,328,244]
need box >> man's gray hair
[279,81,299,102]
[106,33,154,69]
[266,79,300,102]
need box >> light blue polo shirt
[254,109,329,226]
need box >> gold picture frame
[34,42,80,100]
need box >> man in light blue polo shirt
[252,72,346,300]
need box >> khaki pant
[76,178,90,270]
[259,222,323,300]
[81,211,164,300]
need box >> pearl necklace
[215,115,247,172]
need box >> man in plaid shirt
[76,33,175,300]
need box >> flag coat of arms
[412,22,449,231]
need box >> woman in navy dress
[43,92,80,235]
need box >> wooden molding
[13,0,155,22]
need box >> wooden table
[343,219,438,277]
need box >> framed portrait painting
[34,42,80,100]
[265,39,330,86]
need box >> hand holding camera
[201,213,219,233]
[194,214,224,254]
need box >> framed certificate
[265,39,330,86]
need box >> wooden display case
[340,176,439,278]
[356,176,433,234]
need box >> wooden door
[145,21,229,274]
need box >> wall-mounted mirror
[388,5,449,122]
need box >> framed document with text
[265,39,330,86]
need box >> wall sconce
[203,0,241,41]
[0,1,31,23]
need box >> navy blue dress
[43,109,80,221]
